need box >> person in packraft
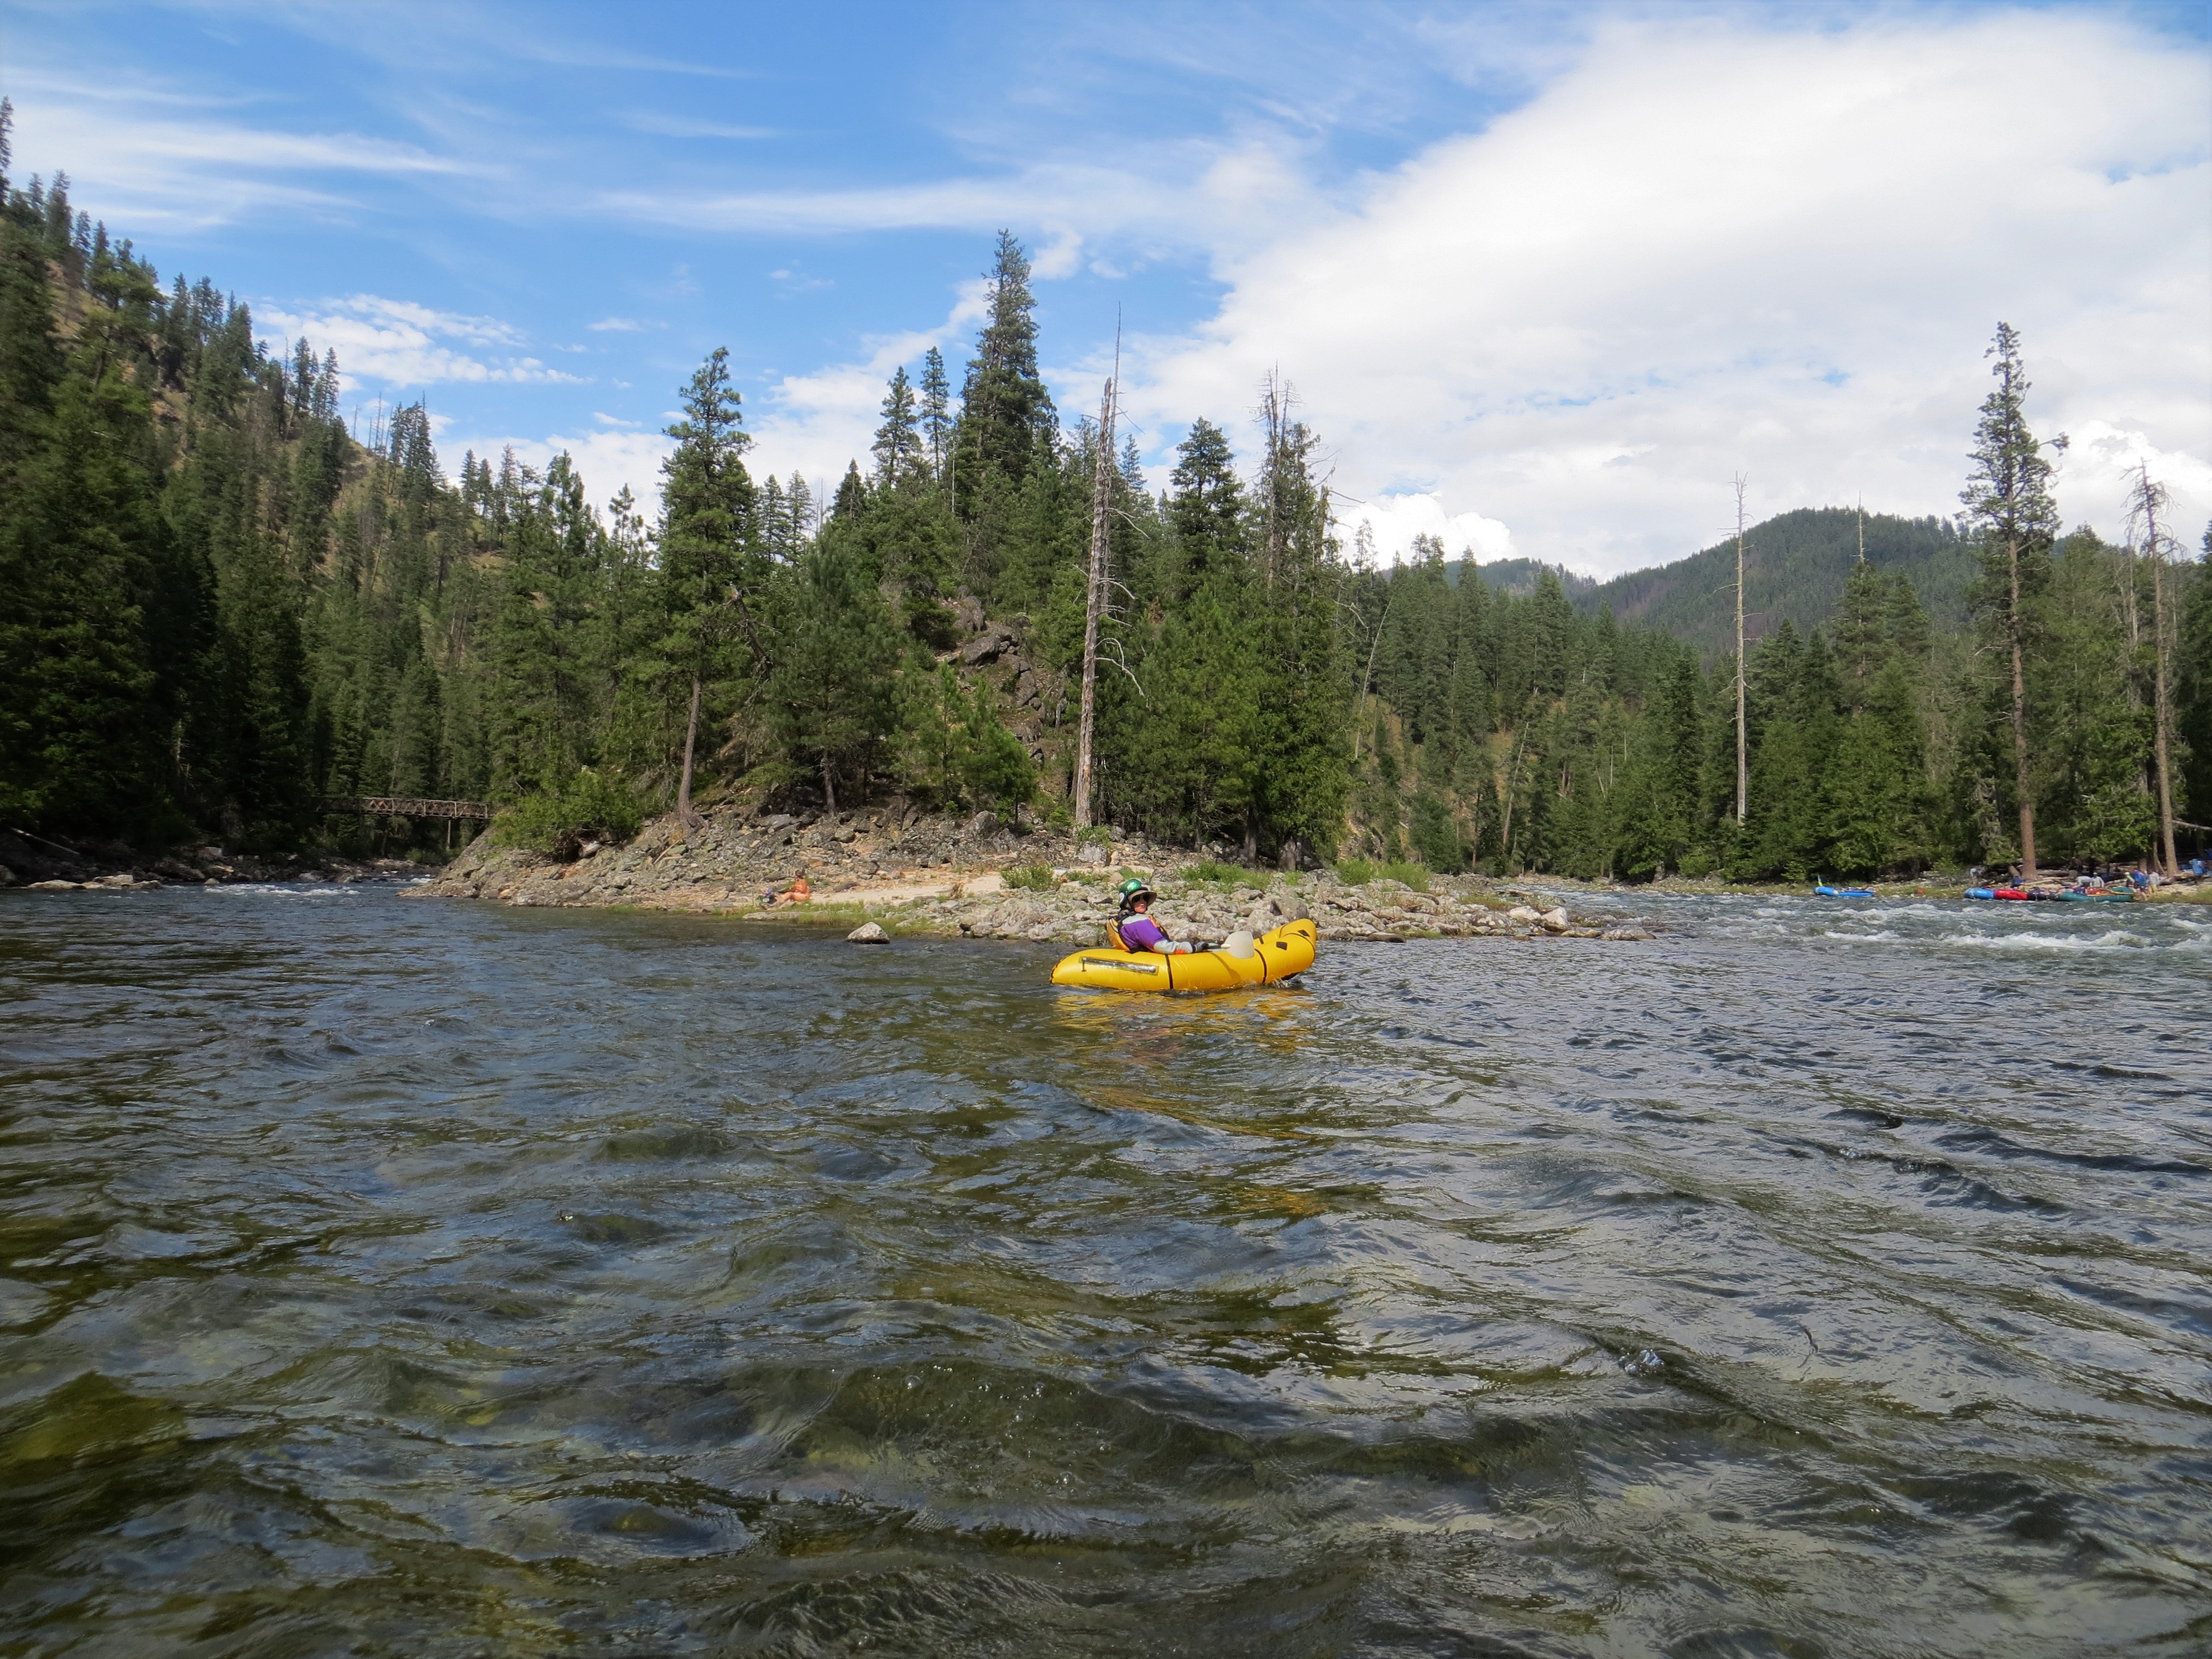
[1112,878,1191,954]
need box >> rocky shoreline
[18,807,2126,935]
[0,828,424,892]
[403,807,1660,945]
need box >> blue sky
[5,1,2208,573]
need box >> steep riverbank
[405,807,1660,943]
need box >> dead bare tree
[1258,371,1294,591]
[1734,475,1751,825]
[2127,463,2182,875]
[1072,345,1119,830]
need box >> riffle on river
[2,886,2208,1656]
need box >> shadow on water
[0,885,2208,1655]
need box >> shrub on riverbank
[495,770,645,859]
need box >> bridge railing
[322,796,493,821]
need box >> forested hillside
[1575,508,1977,656]
[1457,557,1596,599]
[2,107,2206,881]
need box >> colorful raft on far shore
[1966,885,2134,902]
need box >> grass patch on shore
[1004,863,1055,890]
[1335,857,1430,891]
[1184,859,1247,885]
[2141,885,2212,904]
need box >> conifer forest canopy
[3,118,2209,881]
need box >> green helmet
[1117,877,1155,907]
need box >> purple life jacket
[1118,911,1167,951]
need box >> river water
[2,885,2208,1656]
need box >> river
[2,885,2207,1656]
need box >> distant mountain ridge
[1447,557,1598,598]
[1572,508,1971,660]
[1440,509,1971,660]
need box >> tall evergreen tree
[1961,322,2064,877]
[871,365,926,486]
[918,345,951,485]
[954,231,1053,492]
[658,347,761,828]
[767,539,901,813]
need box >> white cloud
[1030,229,1085,280]
[447,430,679,517]
[744,283,995,493]
[587,317,646,332]
[1339,493,1515,567]
[1120,12,2211,573]
[257,295,586,390]
[2064,421,2212,544]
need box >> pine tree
[658,347,761,828]
[768,539,901,813]
[2178,525,2212,851]
[1834,559,1888,711]
[871,365,926,486]
[1166,419,1244,602]
[951,232,1057,605]
[2125,465,2184,873]
[1961,322,2064,877]
[919,345,951,486]
[954,232,1054,493]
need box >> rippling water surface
[3,885,2208,1656]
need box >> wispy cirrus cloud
[587,133,1321,259]
[622,112,781,140]
[3,69,497,229]
[256,296,584,391]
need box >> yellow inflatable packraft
[1050,917,1317,993]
